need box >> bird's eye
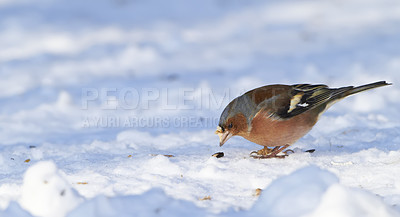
[228,123,233,129]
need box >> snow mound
[308,184,399,217]
[67,189,210,217]
[243,166,399,217]
[19,161,83,217]
[246,166,339,217]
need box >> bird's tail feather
[344,81,391,97]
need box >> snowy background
[1,0,400,216]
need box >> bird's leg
[250,144,290,159]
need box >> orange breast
[243,110,318,147]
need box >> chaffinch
[215,81,391,158]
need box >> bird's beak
[215,126,233,147]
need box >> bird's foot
[250,145,290,159]
[250,147,273,156]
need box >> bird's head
[215,114,247,147]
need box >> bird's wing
[257,84,353,120]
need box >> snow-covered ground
[1,0,400,216]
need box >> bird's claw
[250,145,290,159]
[283,149,294,155]
[250,150,259,155]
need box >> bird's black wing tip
[377,81,392,85]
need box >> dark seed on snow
[305,149,315,153]
[212,152,224,158]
